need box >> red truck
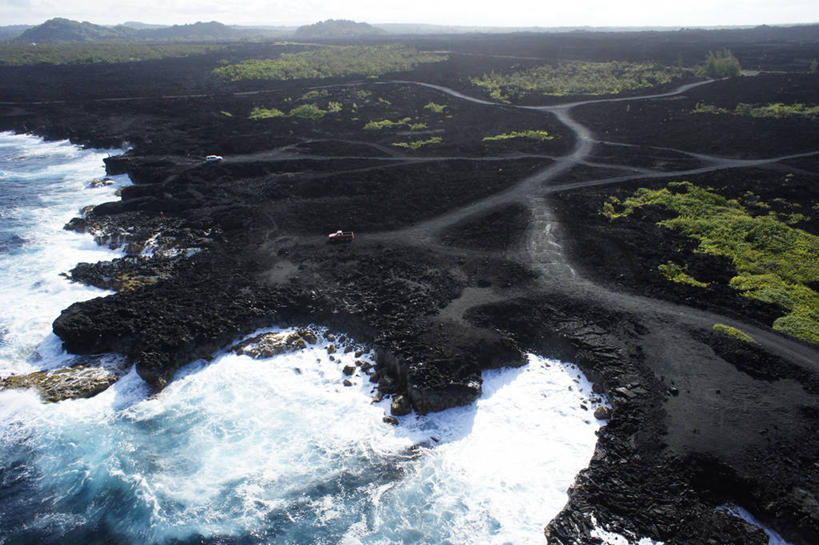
[328,230,355,243]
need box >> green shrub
[392,137,443,150]
[701,49,741,78]
[694,101,819,119]
[483,130,554,142]
[424,102,447,113]
[363,117,411,130]
[288,104,327,119]
[249,107,285,120]
[658,262,709,288]
[713,324,756,343]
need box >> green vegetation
[713,324,757,343]
[471,61,689,101]
[409,123,428,131]
[693,101,819,119]
[220,111,233,117]
[364,117,412,130]
[603,182,819,343]
[392,137,443,150]
[249,107,285,120]
[249,103,335,120]
[810,59,818,73]
[658,262,709,288]
[701,49,741,78]
[424,102,447,113]
[213,45,447,82]
[0,42,222,65]
[482,130,554,142]
[287,104,327,120]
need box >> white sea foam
[0,131,131,376]
[0,328,607,545]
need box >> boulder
[1,365,119,402]
[594,406,612,420]
[342,364,356,376]
[390,395,412,416]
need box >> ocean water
[0,131,131,377]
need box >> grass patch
[603,181,819,343]
[693,101,819,119]
[392,137,443,150]
[713,323,756,343]
[213,45,447,81]
[409,123,428,131]
[424,102,447,113]
[0,42,222,65]
[483,130,554,142]
[471,61,690,101]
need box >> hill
[294,19,387,39]
[15,18,133,42]
[13,18,259,43]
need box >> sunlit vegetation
[470,61,690,101]
[603,181,819,343]
[392,137,443,150]
[327,101,343,112]
[713,323,757,343]
[249,103,334,120]
[0,42,223,65]
[424,102,447,113]
[212,45,447,81]
[701,49,741,78]
[249,107,285,120]
[409,123,428,131]
[220,111,233,117]
[287,104,327,119]
[658,262,709,288]
[482,130,554,142]
[693,101,819,119]
[363,117,412,130]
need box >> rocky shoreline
[1,32,818,544]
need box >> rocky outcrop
[1,364,120,402]
[231,328,318,359]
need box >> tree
[702,49,741,78]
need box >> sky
[2,0,818,28]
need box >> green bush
[713,324,756,343]
[483,130,554,142]
[392,137,443,150]
[424,102,447,113]
[701,49,741,78]
[288,104,327,120]
[249,107,285,119]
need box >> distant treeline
[0,42,225,65]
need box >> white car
[205,155,223,162]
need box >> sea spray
[0,131,131,376]
[0,328,608,545]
